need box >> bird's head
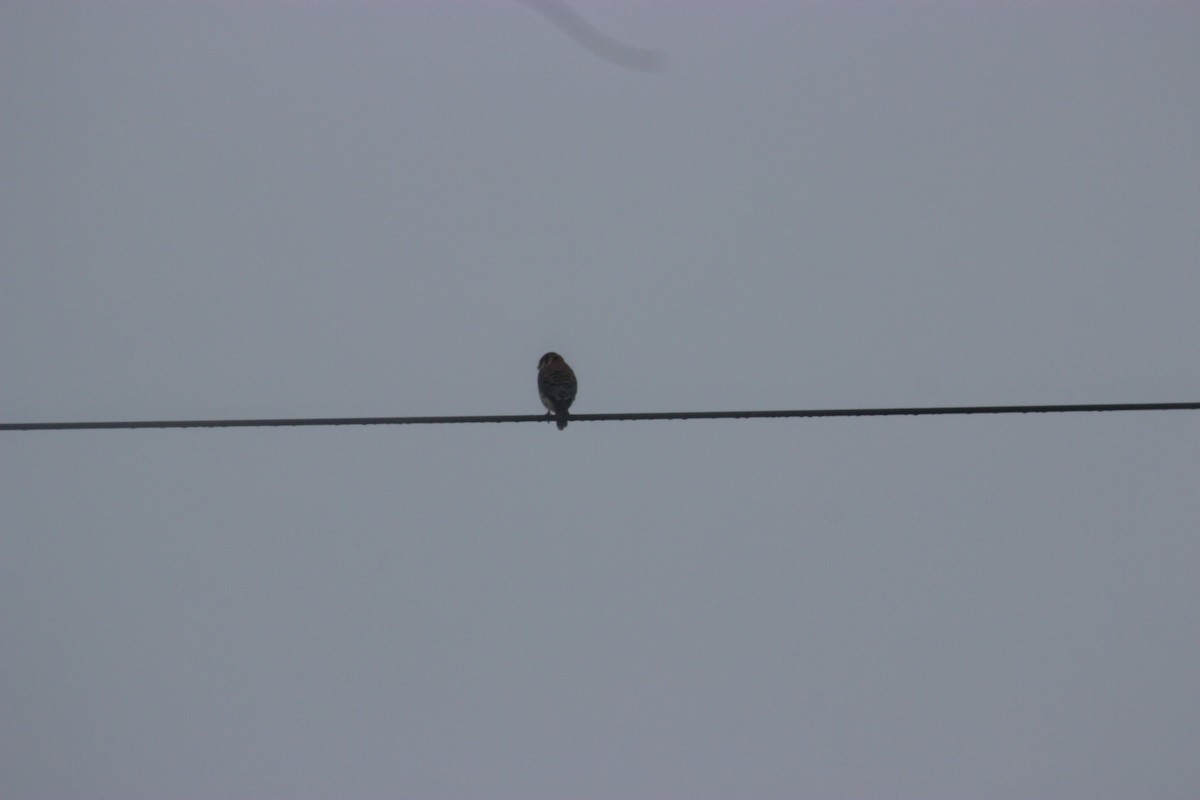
[538,352,565,370]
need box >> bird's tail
[556,411,568,431]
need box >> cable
[2,402,1198,431]
[517,0,664,72]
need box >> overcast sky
[3,3,1199,798]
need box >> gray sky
[3,3,1199,798]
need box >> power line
[517,0,665,72]
[2,401,1198,431]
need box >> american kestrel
[537,352,577,430]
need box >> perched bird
[537,352,577,430]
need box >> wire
[2,402,1198,431]
[517,0,664,72]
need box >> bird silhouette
[537,352,578,430]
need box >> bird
[537,352,577,430]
